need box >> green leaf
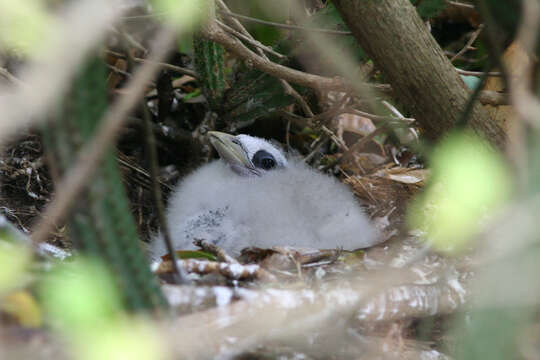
[407,131,511,253]
[222,69,295,130]
[175,250,218,261]
[149,0,208,27]
[412,0,448,20]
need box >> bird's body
[150,132,378,257]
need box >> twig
[341,125,386,159]
[201,21,372,91]
[280,105,416,126]
[381,100,419,141]
[105,50,198,78]
[194,239,239,264]
[216,20,286,59]
[445,50,482,63]
[216,9,352,35]
[450,24,484,63]
[124,25,186,286]
[455,68,502,77]
[321,125,349,151]
[106,64,135,80]
[304,136,328,163]
[156,259,276,281]
[324,125,388,171]
[141,102,186,284]
[216,0,315,117]
[351,109,416,123]
[31,26,178,244]
[111,26,148,55]
[446,0,475,9]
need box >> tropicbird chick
[150,131,379,257]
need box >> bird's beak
[208,131,259,175]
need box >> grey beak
[208,131,259,175]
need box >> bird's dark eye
[261,157,275,170]
[252,150,277,170]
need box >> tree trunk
[333,0,506,148]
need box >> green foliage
[149,0,208,27]
[41,57,166,311]
[193,35,226,112]
[41,259,123,331]
[408,131,511,253]
[456,308,523,360]
[225,0,283,45]
[0,0,55,54]
[222,68,295,130]
[411,0,448,20]
[41,258,166,360]
[0,241,32,295]
[176,250,218,261]
[477,0,521,40]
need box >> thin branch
[142,101,186,284]
[352,109,416,123]
[324,125,388,171]
[456,68,502,77]
[105,50,198,78]
[446,0,475,9]
[216,0,314,117]
[31,26,178,244]
[450,24,484,63]
[216,9,352,35]
[216,20,286,59]
[321,125,349,151]
[111,26,148,55]
[445,50,482,63]
[120,25,187,284]
[106,64,135,81]
[193,239,239,264]
[201,21,384,92]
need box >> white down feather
[150,136,379,257]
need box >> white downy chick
[150,131,379,257]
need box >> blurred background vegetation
[0,0,538,359]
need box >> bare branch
[217,9,352,35]
[216,20,286,59]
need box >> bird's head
[208,131,287,176]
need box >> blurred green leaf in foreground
[408,131,511,253]
[40,258,166,360]
[0,0,55,54]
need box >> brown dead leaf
[106,58,127,90]
[1,291,42,328]
[375,167,430,186]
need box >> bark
[333,0,506,148]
